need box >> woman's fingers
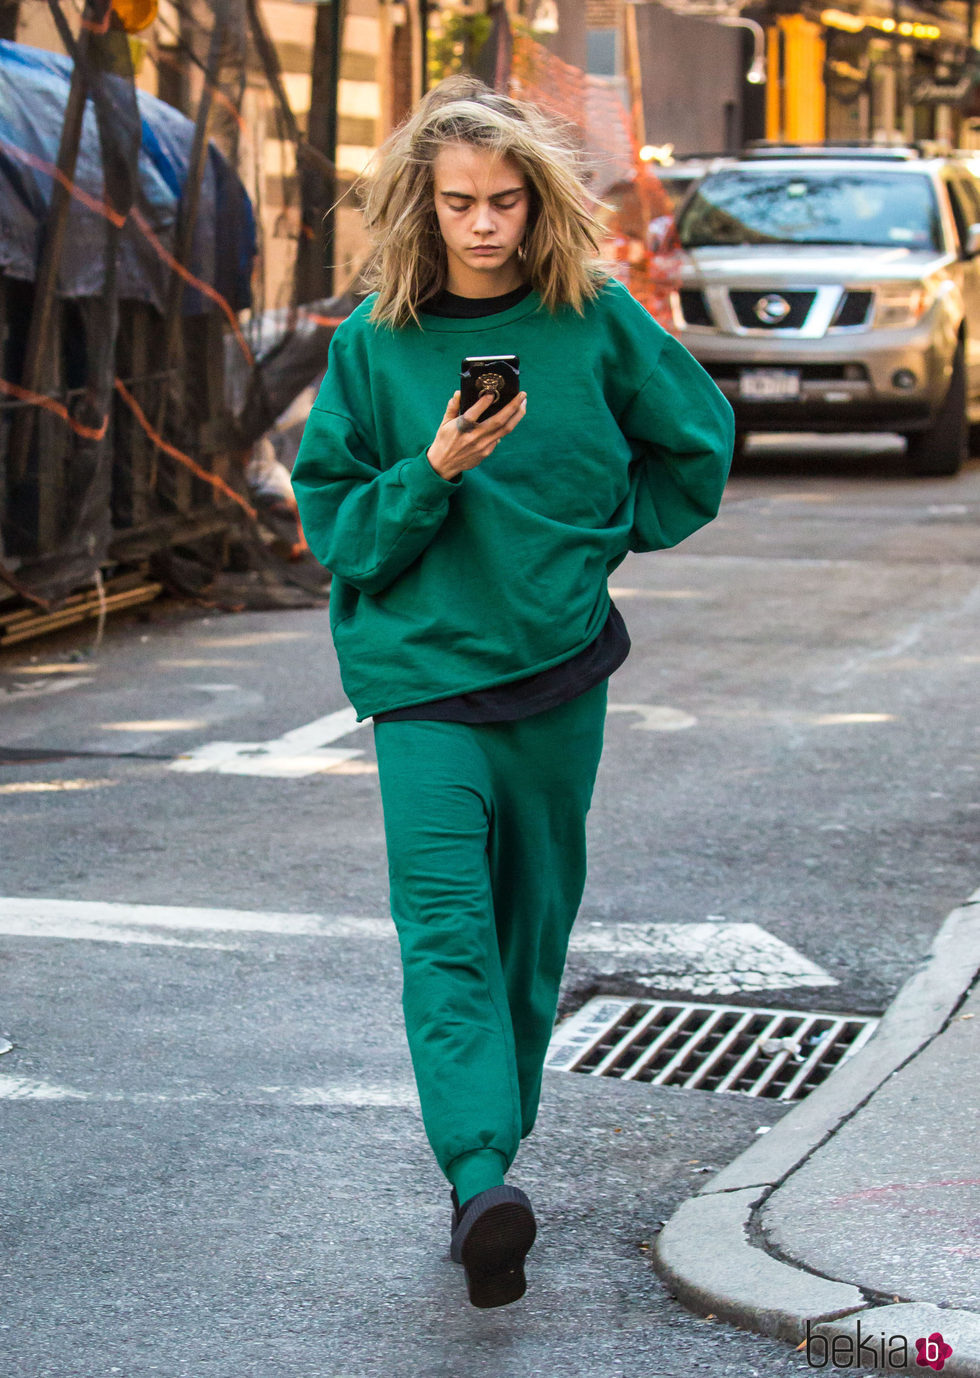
[489,391,527,435]
[431,389,527,473]
[460,390,497,426]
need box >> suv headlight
[872,281,936,329]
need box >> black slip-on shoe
[450,1185,461,1237]
[449,1185,536,1309]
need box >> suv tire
[904,342,967,477]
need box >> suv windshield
[677,169,942,251]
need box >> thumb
[444,390,461,420]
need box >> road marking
[0,1074,88,1100]
[812,713,894,726]
[0,899,390,947]
[607,702,698,731]
[102,718,211,732]
[608,587,707,600]
[169,707,368,776]
[0,779,120,795]
[155,658,252,669]
[159,687,720,784]
[568,920,836,995]
[2,663,100,675]
[0,901,835,993]
[189,631,311,648]
[167,699,703,777]
[0,1073,417,1106]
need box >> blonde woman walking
[292,76,734,1310]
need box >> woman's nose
[473,202,496,233]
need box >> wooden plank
[0,580,163,647]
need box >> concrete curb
[651,888,980,1361]
[651,1188,864,1342]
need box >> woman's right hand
[426,389,527,480]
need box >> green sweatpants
[373,679,608,1191]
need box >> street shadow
[731,433,971,482]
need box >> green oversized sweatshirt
[291,276,734,722]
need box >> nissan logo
[754,294,791,324]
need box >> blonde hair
[357,76,610,328]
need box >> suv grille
[831,290,873,328]
[729,289,816,330]
[678,288,713,327]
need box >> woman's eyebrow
[438,186,526,200]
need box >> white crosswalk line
[0,1074,418,1106]
[0,899,391,946]
[169,707,368,776]
[0,900,835,992]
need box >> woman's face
[431,142,530,295]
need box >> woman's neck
[444,262,526,299]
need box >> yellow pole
[781,15,826,142]
[766,24,782,140]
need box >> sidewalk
[653,887,980,1376]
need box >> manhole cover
[546,997,878,1101]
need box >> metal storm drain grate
[546,997,879,1101]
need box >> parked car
[648,155,715,214]
[668,144,980,474]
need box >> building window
[587,27,619,76]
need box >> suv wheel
[904,343,967,477]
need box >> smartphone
[460,355,520,421]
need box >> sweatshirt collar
[416,288,545,332]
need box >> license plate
[739,369,801,400]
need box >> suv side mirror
[965,223,980,257]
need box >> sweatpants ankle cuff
[447,1148,508,1206]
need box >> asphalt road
[1,437,977,1376]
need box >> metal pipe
[319,0,343,299]
[717,15,767,84]
[419,0,429,95]
[155,0,231,403]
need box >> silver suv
[668,145,980,475]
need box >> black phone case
[460,355,520,421]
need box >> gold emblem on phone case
[478,372,505,402]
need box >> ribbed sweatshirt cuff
[400,449,462,507]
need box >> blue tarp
[0,38,255,311]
